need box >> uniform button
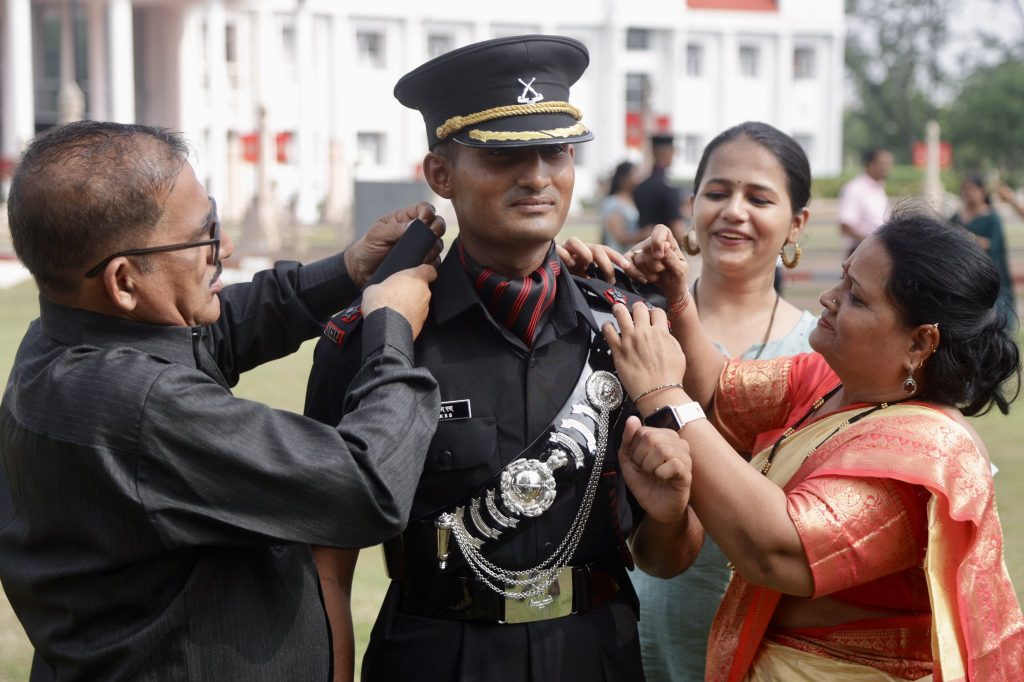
[440,449,454,465]
[543,541,554,552]
[529,357,538,368]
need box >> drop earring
[903,366,918,394]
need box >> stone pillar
[108,0,135,123]
[293,4,318,224]
[924,120,943,212]
[322,13,353,239]
[1,0,35,198]
[58,0,86,124]
[86,0,109,120]
[204,0,228,205]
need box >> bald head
[8,121,189,297]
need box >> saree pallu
[706,357,1024,681]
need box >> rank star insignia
[338,306,361,323]
[603,288,627,306]
[517,77,544,104]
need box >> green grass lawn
[2,223,1024,679]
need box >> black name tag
[439,400,471,421]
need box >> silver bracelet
[631,383,684,404]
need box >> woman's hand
[603,301,686,410]
[626,225,690,308]
[558,237,645,282]
[618,416,692,525]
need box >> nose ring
[831,298,837,305]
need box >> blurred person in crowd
[838,147,892,257]
[997,181,1024,220]
[0,120,443,680]
[953,174,1016,325]
[601,160,647,252]
[635,134,686,241]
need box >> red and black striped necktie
[457,240,560,347]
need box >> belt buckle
[501,567,574,624]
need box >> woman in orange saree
[602,213,1024,680]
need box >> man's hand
[345,202,446,287]
[618,416,692,524]
[361,264,437,339]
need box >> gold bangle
[631,383,684,404]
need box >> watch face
[643,406,680,430]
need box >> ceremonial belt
[393,562,626,624]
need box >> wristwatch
[642,402,706,431]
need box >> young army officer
[305,35,700,682]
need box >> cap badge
[517,77,544,104]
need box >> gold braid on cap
[435,101,583,140]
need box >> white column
[323,11,353,232]
[58,0,86,124]
[293,4,318,223]
[177,5,202,150]
[108,0,135,123]
[2,0,35,178]
[205,0,228,204]
[718,30,737,128]
[774,31,793,130]
[86,0,109,120]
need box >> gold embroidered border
[466,122,589,143]
[436,101,582,140]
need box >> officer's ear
[423,149,455,199]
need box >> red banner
[241,133,259,163]
[912,141,952,169]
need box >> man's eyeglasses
[84,197,222,278]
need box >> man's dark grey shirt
[0,256,439,680]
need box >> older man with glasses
[0,120,444,681]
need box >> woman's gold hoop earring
[682,230,701,256]
[781,242,802,269]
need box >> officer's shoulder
[570,274,665,313]
[317,304,364,353]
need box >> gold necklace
[692,277,780,360]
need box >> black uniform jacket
[305,248,647,682]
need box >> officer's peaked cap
[394,34,594,150]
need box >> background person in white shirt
[838,148,892,257]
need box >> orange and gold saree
[706,353,1024,681]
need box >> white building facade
[1,0,844,227]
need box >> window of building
[225,23,238,64]
[626,28,651,50]
[280,17,297,77]
[793,46,816,79]
[427,33,455,59]
[357,132,386,166]
[739,45,760,78]
[682,135,703,164]
[686,43,704,77]
[793,134,813,160]
[625,73,651,112]
[356,30,386,69]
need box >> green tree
[943,59,1024,180]
[844,0,953,165]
